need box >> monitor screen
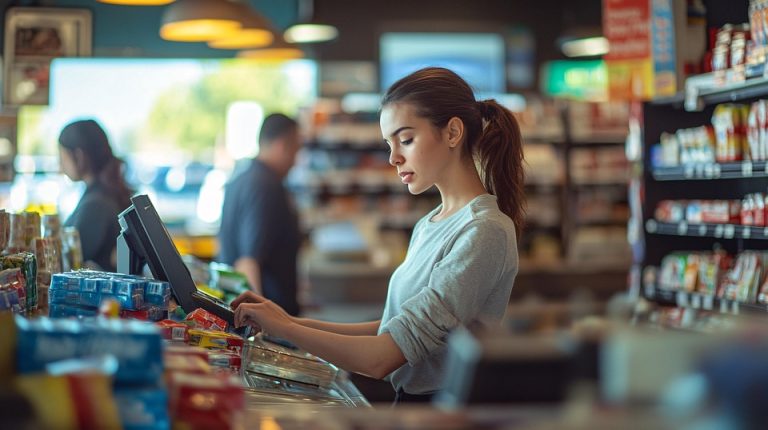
[117,194,198,312]
[379,32,506,94]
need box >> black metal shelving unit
[638,75,768,311]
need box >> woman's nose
[389,149,403,166]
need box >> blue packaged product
[79,292,101,307]
[15,316,163,385]
[144,281,170,307]
[49,304,98,318]
[113,386,170,430]
[50,273,80,293]
[113,279,144,311]
[49,289,80,306]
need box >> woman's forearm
[284,323,405,379]
[291,318,381,336]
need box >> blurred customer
[218,113,302,316]
[59,119,133,272]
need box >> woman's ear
[445,117,464,148]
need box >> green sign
[541,60,607,101]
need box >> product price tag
[724,224,735,239]
[691,294,702,309]
[678,221,688,235]
[676,291,689,307]
[715,224,725,238]
[742,161,753,177]
[703,295,714,310]
[699,224,708,236]
[743,227,751,239]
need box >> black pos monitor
[116,194,239,328]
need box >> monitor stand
[117,232,145,276]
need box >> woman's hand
[232,294,296,339]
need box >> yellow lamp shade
[237,48,304,60]
[160,0,243,42]
[98,0,175,5]
[209,28,274,49]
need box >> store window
[14,58,317,233]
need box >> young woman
[59,119,134,272]
[232,67,525,403]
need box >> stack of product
[0,253,37,316]
[48,271,171,321]
[655,193,768,226]
[12,315,168,429]
[653,250,768,304]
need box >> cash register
[116,194,241,330]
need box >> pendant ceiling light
[237,35,304,61]
[208,4,273,50]
[283,0,338,44]
[98,0,175,5]
[160,0,243,42]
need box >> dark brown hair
[381,67,526,236]
[59,119,134,210]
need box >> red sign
[603,0,651,61]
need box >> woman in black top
[59,119,133,272]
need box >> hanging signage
[603,0,677,100]
[541,60,607,101]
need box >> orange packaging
[185,308,228,332]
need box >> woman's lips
[399,172,413,183]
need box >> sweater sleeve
[380,221,510,365]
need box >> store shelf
[652,161,768,181]
[645,220,768,240]
[643,287,768,315]
[696,76,768,108]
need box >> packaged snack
[208,350,241,372]
[167,372,244,430]
[156,319,189,342]
[659,253,688,290]
[185,308,228,332]
[15,316,163,385]
[188,329,244,354]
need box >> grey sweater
[378,194,518,394]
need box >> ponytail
[474,100,526,236]
[381,67,526,237]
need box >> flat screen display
[379,32,506,94]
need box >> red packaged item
[156,319,190,342]
[701,200,731,224]
[185,308,228,331]
[208,350,242,373]
[168,372,244,430]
